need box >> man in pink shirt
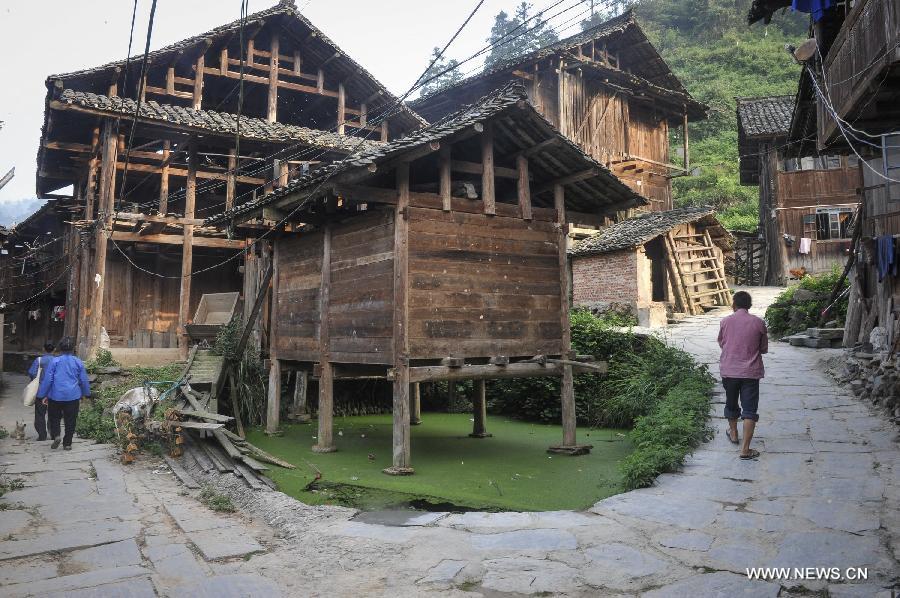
[717,291,768,459]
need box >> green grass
[247,413,633,512]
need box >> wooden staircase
[665,230,730,315]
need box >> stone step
[806,327,845,340]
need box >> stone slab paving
[1,286,898,596]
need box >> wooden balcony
[819,0,900,146]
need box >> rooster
[789,267,808,279]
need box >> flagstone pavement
[0,287,897,596]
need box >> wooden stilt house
[208,84,645,473]
[411,11,708,212]
[29,1,423,361]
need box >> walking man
[717,291,768,459]
[36,337,91,450]
[27,342,56,441]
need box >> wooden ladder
[666,230,730,315]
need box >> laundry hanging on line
[876,235,897,282]
[799,237,812,254]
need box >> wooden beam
[267,34,279,122]
[112,160,265,185]
[481,122,495,215]
[159,140,170,214]
[439,145,452,212]
[401,362,568,383]
[451,159,518,179]
[178,141,197,358]
[314,224,335,453]
[110,231,245,249]
[226,148,236,211]
[83,119,117,359]
[517,155,532,221]
[535,168,602,194]
[193,54,204,110]
[386,162,412,475]
[555,183,578,449]
[337,82,346,135]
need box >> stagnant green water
[247,413,633,512]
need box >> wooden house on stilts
[19,1,422,365]
[209,84,645,474]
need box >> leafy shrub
[765,268,849,337]
[621,376,714,490]
[85,348,119,373]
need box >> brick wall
[572,250,639,305]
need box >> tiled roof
[736,95,794,138]
[569,206,717,256]
[207,82,645,225]
[412,11,705,118]
[54,89,380,153]
[48,1,424,131]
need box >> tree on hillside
[418,47,464,98]
[580,0,634,30]
[485,3,558,67]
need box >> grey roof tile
[736,95,794,138]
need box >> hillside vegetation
[633,0,807,230]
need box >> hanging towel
[876,235,895,282]
[799,237,812,254]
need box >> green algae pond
[246,413,633,512]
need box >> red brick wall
[572,251,639,305]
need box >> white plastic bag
[23,360,42,407]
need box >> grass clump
[199,484,236,512]
[0,477,25,498]
[765,268,849,337]
[0,426,8,440]
[85,348,120,373]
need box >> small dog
[11,422,26,441]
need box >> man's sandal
[726,428,739,444]
[739,449,760,460]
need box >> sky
[0,0,599,216]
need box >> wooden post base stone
[264,430,284,437]
[288,413,311,423]
[547,444,593,456]
[468,432,493,438]
[382,466,415,476]
[312,445,337,454]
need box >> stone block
[635,301,668,328]
[804,336,832,349]
[789,335,809,346]
[807,327,845,339]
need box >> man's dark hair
[733,291,752,310]
[58,336,75,353]
[44,341,55,353]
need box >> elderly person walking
[36,337,91,450]
[28,341,56,441]
[717,291,768,460]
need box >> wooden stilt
[228,369,246,439]
[481,122,495,215]
[337,82,346,135]
[470,379,491,438]
[177,141,197,359]
[226,148,237,211]
[550,184,591,456]
[517,155,532,221]
[410,382,422,425]
[265,359,282,434]
[267,34,279,122]
[291,370,310,422]
[313,361,336,452]
[159,140,170,214]
[84,119,118,358]
[193,53,204,110]
[385,162,413,475]
[439,145,452,212]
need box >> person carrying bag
[24,342,56,441]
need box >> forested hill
[631,0,808,230]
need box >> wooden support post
[550,184,585,454]
[220,47,228,75]
[123,249,134,346]
[228,370,245,438]
[291,370,309,421]
[517,154,532,220]
[385,162,413,475]
[313,224,336,453]
[84,119,118,359]
[266,359,282,434]
[178,141,197,358]
[557,59,566,135]
[226,148,237,210]
[77,127,101,349]
[336,82,346,135]
[316,68,324,94]
[439,144,452,212]
[470,380,491,438]
[293,50,302,75]
[410,382,422,425]
[359,103,367,128]
[682,108,690,172]
[166,66,175,95]
[267,34,279,122]
[159,140,170,215]
[193,53,204,110]
[481,122,495,215]
[622,100,631,157]
[380,119,389,142]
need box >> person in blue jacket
[27,341,56,441]
[36,336,91,450]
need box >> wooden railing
[820,0,900,143]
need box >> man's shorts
[722,377,760,421]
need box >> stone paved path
[1,287,898,596]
